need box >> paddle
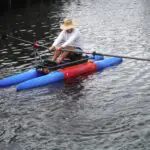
[2,34,150,62]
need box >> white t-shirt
[52,28,83,49]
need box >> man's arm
[49,31,64,50]
[61,30,79,48]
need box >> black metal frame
[36,57,89,73]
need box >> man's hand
[56,47,62,51]
[49,46,55,51]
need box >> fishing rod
[2,34,150,62]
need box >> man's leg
[52,48,62,62]
[57,51,70,63]
[56,46,76,63]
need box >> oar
[85,51,150,62]
[1,34,54,62]
[2,34,150,62]
[1,34,49,49]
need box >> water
[0,0,150,149]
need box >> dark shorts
[67,47,83,61]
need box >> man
[49,18,83,63]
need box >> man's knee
[56,47,62,51]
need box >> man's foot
[56,57,63,64]
[43,60,57,66]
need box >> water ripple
[0,0,150,149]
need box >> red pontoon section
[59,61,97,79]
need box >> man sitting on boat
[49,18,83,63]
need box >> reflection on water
[0,0,150,149]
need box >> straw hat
[60,18,76,30]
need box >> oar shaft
[5,34,50,63]
[62,49,150,62]
[6,35,48,49]
[94,52,150,62]
[7,35,33,44]
[4,34,150,62]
